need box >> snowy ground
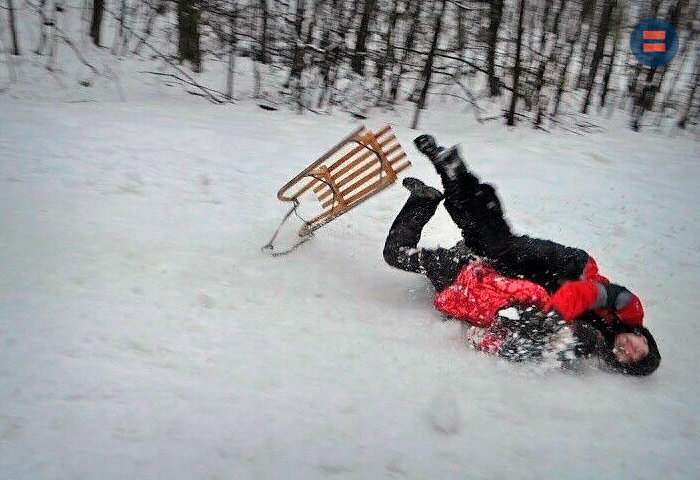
[2,93,699,479]
[3,3,700,465]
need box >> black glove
[603,283,633,312]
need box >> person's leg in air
[413,134,588,292]
[383,178,443,276]
[383,178,473,292]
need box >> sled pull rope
[261,199,313,256]
[262,174,340,257]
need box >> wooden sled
[277,124,412,238]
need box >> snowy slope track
[1,98,699,479]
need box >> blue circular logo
[630,18,679,67]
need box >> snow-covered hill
[2,91,699,479]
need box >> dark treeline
[9,0,700,131]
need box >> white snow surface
[2,41,700,478]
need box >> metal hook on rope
[261,199,316,257]
[262,171,343,257]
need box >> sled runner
[263,125,411,255]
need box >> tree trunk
[375,0,400,105]
[259,0,269,65]
[113,0,127,55]
[532,0,568,127]
[352,0,375,76]
[456,1,465,58]
[507,0,526,126]
[225,2,237,101]
[411,0,447,129]
[289,0,306,81]
[581,0,616,114]
[657,27,697,123]
[6,0,21,55]
[598,4,622,110]
[132,4,157,55]
[641,0,688,113]
[677,59,700,129]
[35,0,49,54]
[573,0,598,90]
[390,0,421,104]
[551,18,582,122]
[487,0,504,96]
[177,0,202,72]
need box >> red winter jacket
[434,258,644,327]
[545,257,644,326]
[433,261,550,326]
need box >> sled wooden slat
[314,142,403,199]
[276,124,411,236]
[320,154,407,209]
[317,151,407,204]
[321,124,393,176]
[315,147,405,200]
[304,180,394,232]
[312,135,399,195]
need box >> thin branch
[103,5,224,104]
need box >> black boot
[402,177,444,202]
[414,135,465,173]
[413,134,444,159]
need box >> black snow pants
[384,147,589,293]
[383,192,475,292]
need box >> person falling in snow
[383,134,660,375]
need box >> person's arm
[545,280,644,326]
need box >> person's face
[613,332,649,363]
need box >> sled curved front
[277,124,412,235]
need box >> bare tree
[411,0,447,129]
[352,0,375,75]
[677,59,700,129]
[177,0,202,72]
[598,2,623,110]
[532,0,568,127]
[225,0,237,100]
[656,25,698,123]
[507,0,526,126]
[89,0,105,46]
[574,0,598,90]
[375,0,400,105]
[132,1,162,55]
[11,0,695,132]
[551,11,583,122]
[259,0,269,65]
[389,0,421,104]
[288,0,306,83]
[6,0,21,55]
[581,0,616,114]
[487,0,504,96]
[112,0,127,55]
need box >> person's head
[613,332,648,362]
[601,325,661,376]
